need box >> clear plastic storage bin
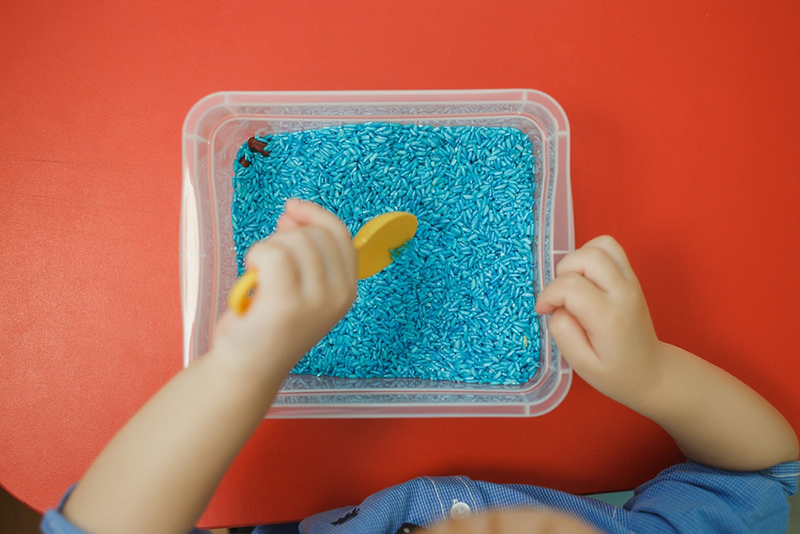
[181,90,574,417]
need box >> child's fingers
[243,240,302,310]
[547,308,601,379]
[281,199,357,280]
[535,273,607,334]
[580,235,636,280]
[275,209,304,232]
[555,244,627,293]
[267,226,354,301]
[298,227,351,288]
[284,199,351,241]
[261,230,327,291]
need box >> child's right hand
[534,236,663,410]
[212,199,358,377]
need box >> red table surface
[2,0,799,528]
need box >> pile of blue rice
[232,122,539,385]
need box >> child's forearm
[535,237,797,472]
[62,350,286,534]
[635,342,798,472]
[59,201,357,534]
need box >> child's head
[427,509,601,533]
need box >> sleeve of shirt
[39,484,211,534]
[625,460,799,534]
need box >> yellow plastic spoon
[228,211,417,315]
[352,211,418,279]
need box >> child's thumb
[276,202,306,232]
[548,308,599,376]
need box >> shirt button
[450,500,471,519]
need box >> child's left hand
[534,236,663,411]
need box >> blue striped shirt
[42,460,799,534]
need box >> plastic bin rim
[183,88,570,139]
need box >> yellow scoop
[352,211,418,279]
[228,211,417,315]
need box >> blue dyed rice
[231,122,539,385]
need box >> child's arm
[62,199,357,534]
[535,236,798,472]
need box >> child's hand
[534,236,663,409]
[213,199,358,376]
[427,509,601,534]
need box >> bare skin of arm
[533,235,798,471]
[61,228,797,534]
[63,200,358,534]
[426,236,798,534]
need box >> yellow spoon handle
[227,269,259,315]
